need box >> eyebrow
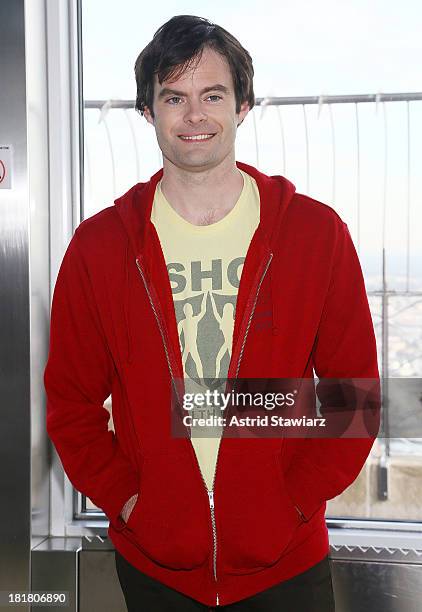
[157,84,230,100]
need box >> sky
[82,0,422,99]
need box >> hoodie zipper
[135,258,182,406]
[135,252,273,607]
[208,489,218,603]
[206,250,273,606]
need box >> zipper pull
[208,490,214,509]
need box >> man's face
[143,47,250,173]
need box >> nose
[183,99,207,125]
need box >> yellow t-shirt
[151,168,260,489]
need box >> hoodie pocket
[123,451,210,570]
[218,451,301,575]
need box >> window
[73,1,422,528]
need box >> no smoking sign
[0,145,13,189]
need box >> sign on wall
[0,145,13,189]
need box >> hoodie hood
[113,161,296,364]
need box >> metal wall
[0,0,31,605]
[0,0,50,609]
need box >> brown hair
[134,15,255,119]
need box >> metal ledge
[329,528,422,563]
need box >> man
[44,14,380,612]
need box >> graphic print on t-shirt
[169,256,245,386]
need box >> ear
[237,100,250,127]
[143,105,155,126]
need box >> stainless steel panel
[31,538,80,612]
[0,0,30,605]
[79,538,126,612]
[330,539,422,611]
[331,560,422,612]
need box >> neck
[159,156,244,226]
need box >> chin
[178,157,221,172]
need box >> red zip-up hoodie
[44,161,380,607]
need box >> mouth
[178,133,216,143]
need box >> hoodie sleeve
[44,229,139,527]
[284,220,381,522]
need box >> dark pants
[115,549,336,611]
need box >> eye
[207,95,222,101]
[166,96,182,105]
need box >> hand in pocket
[121,493,139,523]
